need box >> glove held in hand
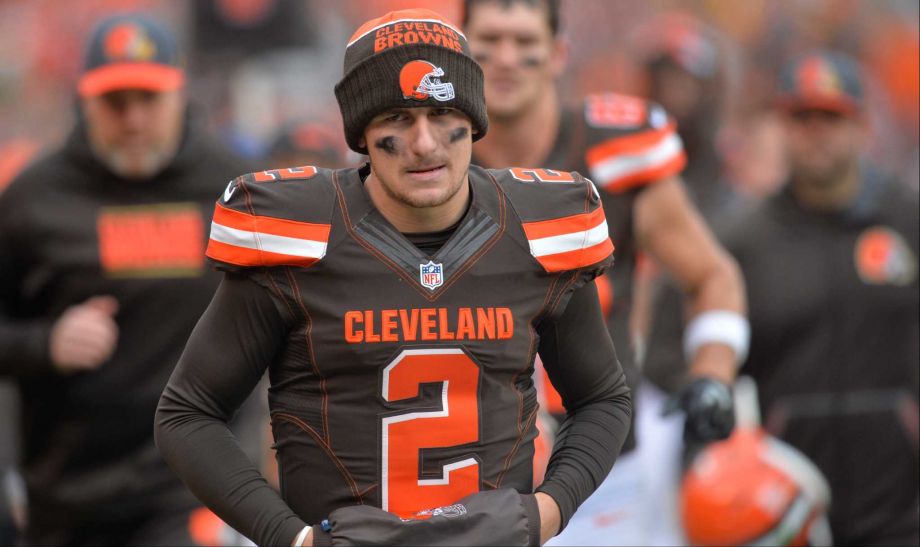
[310,488,541,546]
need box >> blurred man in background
[723,50,919,545]
[635,12,734,213]
[463,1,747,544]
[0,14,252,545]
[631,13,739,380]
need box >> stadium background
[0,0,917,190]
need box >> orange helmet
[681,376,832,546]
[681,427,831,546]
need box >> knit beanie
[335,9,488,154]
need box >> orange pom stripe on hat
[334,9,488,154]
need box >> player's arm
[536,279,632,540]
[0,273,53,377]
[635,174,747,382]
[634,175,747,438]
[154,272,309,547]
[0,185,52,377]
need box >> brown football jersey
[203,163,614,523]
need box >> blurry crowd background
[1,0,918,192]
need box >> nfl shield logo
[420,260,444,290]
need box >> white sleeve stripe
[589,133,683,186]
[529,220,609,257]
[210,222,327,259]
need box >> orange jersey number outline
[509,168,575,183]
[381,348,480,517]
[253,165,319,182]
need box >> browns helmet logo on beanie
[334,9,488,153]
[400,60,455,101]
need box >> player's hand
[665,376,735,443]
[49,295,119,373]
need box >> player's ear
[358,136,367,150]
[549,35,569,78]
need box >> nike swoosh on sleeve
[223,180,236,202]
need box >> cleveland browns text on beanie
[335,9,488,153]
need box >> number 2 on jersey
[509,168,576,183]
[381,348,480,518]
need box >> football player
[156,9,631,547]
[463,1,747,544]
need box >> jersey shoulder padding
[206,165,337,270]
[483,165,614,274]
[580,93,686,193]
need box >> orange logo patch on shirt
[854,226,917,286]
[97,203,205,278]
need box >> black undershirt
[359,164,467,256]
[405,220,462,255]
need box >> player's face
[465,1,565,121]
[82,89,185,180]
[362,106,472,213]
[781,108,865,188]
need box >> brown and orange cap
[78,14,184,98]
[775,50,864,116]
[334,9,488,153]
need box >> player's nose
[492,38,519,68]
[408,117,439,156]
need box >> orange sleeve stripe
[585,124,677,168]
[205,239,322,268]
[213,203,331,242]
[598,150,687,193]
[533,238,614,273]
[521,206,607,241]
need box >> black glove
[665,377,735,443]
